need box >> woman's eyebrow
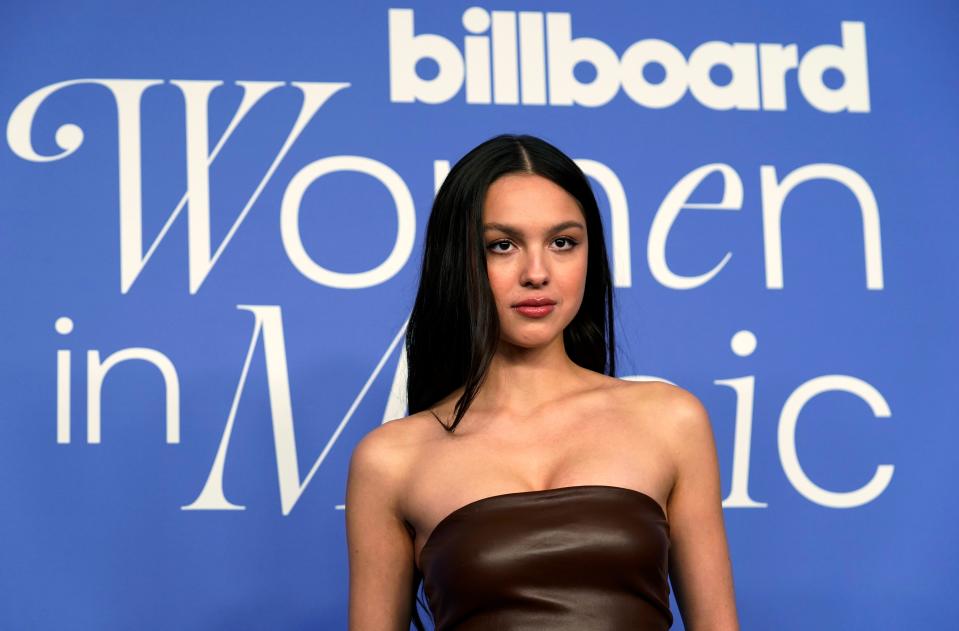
[483,221,585,238]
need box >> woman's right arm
[346,422,416,631]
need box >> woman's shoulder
[352,410,435,458]
[623,378,706,409]
[616,379,712,439]
[348,411,439,492]
[619,379,716,472]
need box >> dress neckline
[416,484,668,572]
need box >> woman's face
[482,173,589,349]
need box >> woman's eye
[486,238,579,254]
[487,240,513,253]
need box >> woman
[346,134,739,630]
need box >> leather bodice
[418,484,673,630]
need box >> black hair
[404,133,617,629]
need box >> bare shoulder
[620,379,714,453]
[348,412,434,499]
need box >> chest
[404,413,675,565]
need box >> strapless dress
[417,484,673,630]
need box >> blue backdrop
[2,1,956,629]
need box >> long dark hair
[403,133,617,629]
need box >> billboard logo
[388,7,870,112]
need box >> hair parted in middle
[404,133,618,436]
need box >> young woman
[346,134,739,630]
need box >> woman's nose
[520,252,549,287]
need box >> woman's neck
[471,341,588,417]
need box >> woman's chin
[499,332,564,350]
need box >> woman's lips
[512,304,555,318]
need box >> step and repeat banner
[2,1,956,629]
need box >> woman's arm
[662,385,741,630]
[346,422,416,631]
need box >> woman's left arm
[661,385,741,631]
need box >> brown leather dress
[418,484,673,630]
